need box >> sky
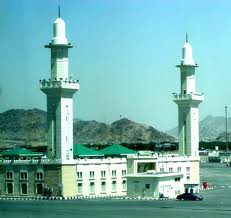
[0,0,231,131]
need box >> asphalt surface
[200,163,231,187]
[0,163,231,218]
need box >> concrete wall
[127,156,157,174]
[158,176,184,198]
[127,177,158,198]
[46,94,76,161]
[127,158,134,174]
[127,175,184,199]
[0,164,44,197]
[75,158,127,196]
[157,156,200,185]
[61,165,77,197]
[190,161,200,184]
[0,166,4,195]
[44,164,60,196]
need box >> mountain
[0,109,47,147]
[0,109,175,147]
[200,115,231,141]
[3,109,231,145]
[166,127,178,139]
[166,115,231,141]
[215,132,231,141]
[74,118,175,144]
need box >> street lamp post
[225,106,229,164]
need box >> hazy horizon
[1,0,231,131]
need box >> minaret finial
[186,32,188,43]
[58,5,61,18]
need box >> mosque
[0,11,203,199]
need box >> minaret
[173,34,203,157]
[40,9,80,161]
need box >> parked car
[176,193,203,201]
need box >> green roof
[0,148,43,157]
[73,144,103,157]
[99,144,137,156]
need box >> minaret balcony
[40,79,80,92]
[173,92,204,104]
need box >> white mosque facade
[0,13,202,199]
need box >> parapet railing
[0,158,62,165]
[40,79,80,89]
[172,92,204,100]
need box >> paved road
[1,188,231,218]
[0,163,231,218]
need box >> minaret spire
[41,9,79,162]
[181,33,194,65]
[58,5,61,18]
[40,9,80,198]
[173,37,204,157]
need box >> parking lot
[200,163,231,187]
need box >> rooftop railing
[40,78,80,89]
[173,92,204,101]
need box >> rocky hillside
[166,115,231,141]
[74,118,175,144]
[215,132,231,141]
[0,109,47,146]
[0,109,175,146]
